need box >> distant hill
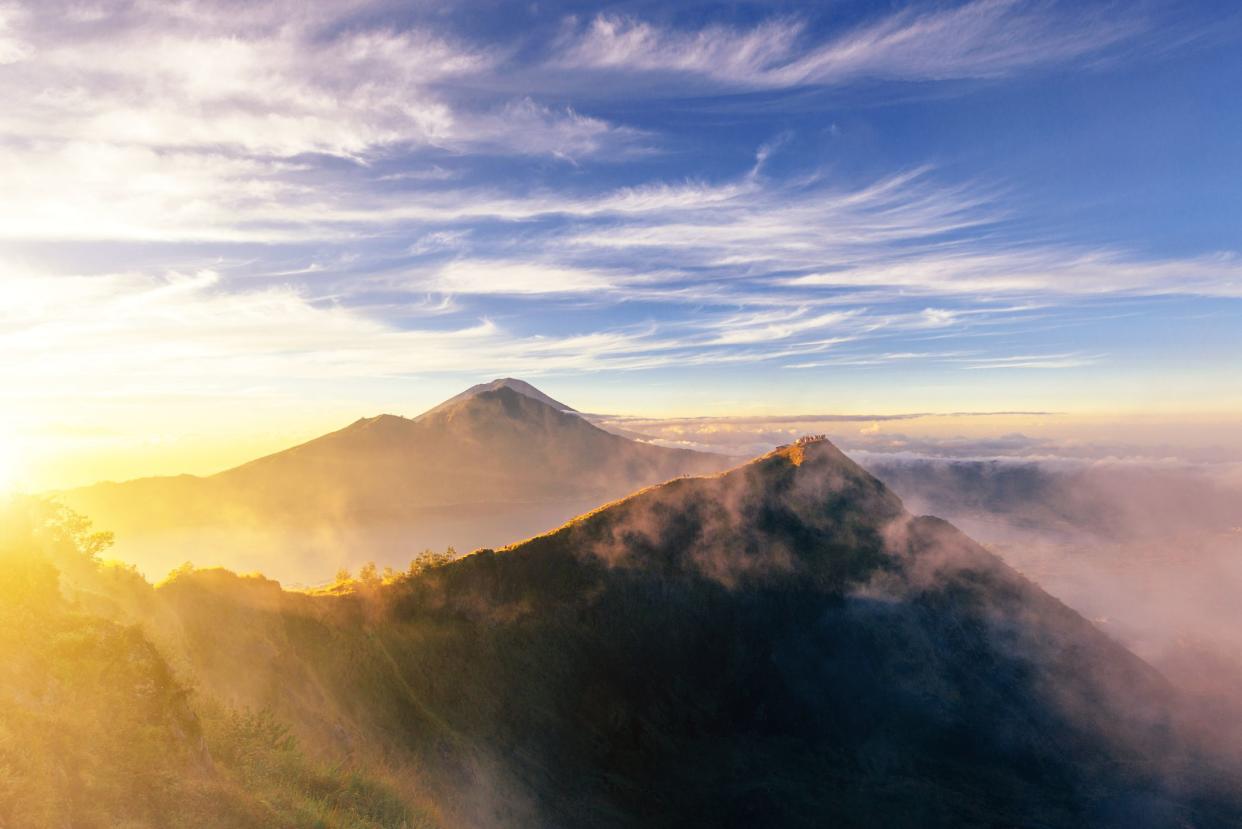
[58,381,731,580]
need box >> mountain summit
[427,377,577,414]
[59,381,731,579]
[146,436,1242,828]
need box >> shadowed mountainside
[57,381,731,580]
[26,439,1239,827]
[866,457,1242,541]
[864,457,1242,710]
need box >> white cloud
[0,141,312,242]
[6,23,483,157]
[786,249,1242,297]
[0,269,600,399]
[430,261,616,295]
[466,98,648,161]
[700,308,863,346]
[0,2,31,64]
[557,1,1144,89]
[557,15,801,84]
[956,352,1101,370]
[0,1,638,171]
[560,168,997,269]
[0,267,854,404]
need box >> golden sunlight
[0,432,19,492]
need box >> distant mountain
[58,381,731,580]
[427,376,578,414]
[139,440,1241,828]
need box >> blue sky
[2,0,1241,485]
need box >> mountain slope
[221,384,722,513]
[58,382,731,580]
[0,498,422,829]
[143,439,1242,828]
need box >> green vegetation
[0,497,426,829]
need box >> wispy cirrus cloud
[0,267,820,397]
[555,1,1146,89]
[785,249,1242,297]
[955,352,1103,370]
[429,261,617,295]
[0,0,638,165]
[0,256,1038,410]
[0,269,630,396]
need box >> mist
[592,412,1242,750]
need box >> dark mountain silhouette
[864,456,1242,740]
[57,381,731,579]
[110,439,1242,827]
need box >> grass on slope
[0,496,428,829]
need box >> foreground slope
[0,500,423,829]
[59,381,730,579]
[149,440,1242,828]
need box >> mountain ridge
[140,434,1242,827]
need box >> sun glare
[0,435,18,493]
